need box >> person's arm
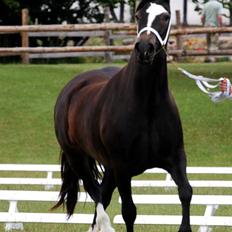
[201,6,206,26]
[217,4,223,27]
[217,15,223,27]
[201,15,205,25]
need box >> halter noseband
[137,19,172,47]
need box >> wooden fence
[0,9,232,63]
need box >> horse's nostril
[148,44,155,54]
[144,44,155,58]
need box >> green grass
[169,63,232,166]
[0,63,232,232]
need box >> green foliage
[3,0,19,10]
[21,0,104,24]
[0,0,105,25]
[97,0,122,6]
[0,0,20,24]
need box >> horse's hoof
[87,225,99,232]
[102,228,115,232]
[95,203,115,232]
[178,226,192,232]
[99,224,115,232]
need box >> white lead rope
[178,68,232,102]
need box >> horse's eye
[163,14,170,22]
[135,13,140,21]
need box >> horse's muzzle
[135,40,156,65]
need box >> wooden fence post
[104,7,113,63]
[21,9,29,64]
[175,10,183,60]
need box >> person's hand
[220,78,232,95]
[220,78,227,92]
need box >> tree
[0,0,106,50]
[97,0,121,22]
[0,0,105,26]
[0,0,21,25]
[183,0,188,25]
[192,0,232,25]
[0,0,21,55]
[129,0,137,22]
[219,0,232,25]
[97,0,137,23]
[20,0,104,24]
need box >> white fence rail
[1,164,232,189]
[0,164,232,231]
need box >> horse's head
[135,0,171,64]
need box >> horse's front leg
[169,150,193,232]
[115,170,136,232]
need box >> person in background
[201,0,223,61]
[220,78,232,97]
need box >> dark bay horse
[53,0,192,231]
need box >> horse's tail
[52,150,79,216]
[53,85,102,216]
[52,149,102,217]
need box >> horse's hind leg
[83,178,115,232]
[63,150,113,232]
[101,169,116,209]
[169,150,192,232]
[89,169,116,232]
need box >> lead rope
[162,47,232,102]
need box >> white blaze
[146,3,168,35]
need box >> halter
[137,19,172,47]
[137,2,172,47]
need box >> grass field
[0,63,231,232]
